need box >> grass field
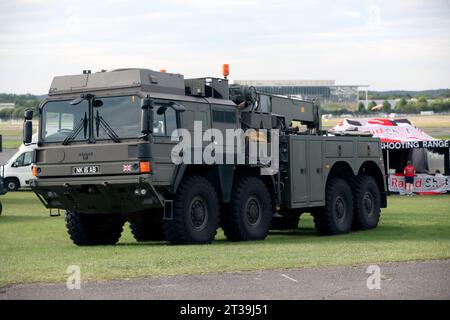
[0,191,449,286]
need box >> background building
[234,80,369,108]
[0,103,15,110]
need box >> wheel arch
[4,176,20,189]
[172,164,234,203]
[173,164,277,206]
[326,161,356,187]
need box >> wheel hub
[245,197,261,226]
[189,197,208,231]
[363,192,374,217]
[335,196,346,220]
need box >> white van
[0,135,37,191]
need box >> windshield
[41,95,178,143]
[42,100,88,142]
[95,96,141,140]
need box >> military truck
[23,67,387,245]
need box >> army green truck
[23,68,387,246]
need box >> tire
[5,178,19,192]
[0,200,2,216]
[352,175,381,230]
[162,176,219,244]
[313,178,353,235]
[65,211,125,246]
[129,210,165,241]
[222,176,273,241]
[270,214,299,230]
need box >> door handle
[300,168,306,174]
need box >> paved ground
[1,260,449,300]
[0,148,16,165]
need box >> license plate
[72,166,100,175]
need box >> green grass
[1,140,22,149]
[0,192,449,286]
[433,135,450,140]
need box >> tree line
[0,93,41,119]
[1,92,450,120]
[324,97,450,115]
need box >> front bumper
[30,174,164,214]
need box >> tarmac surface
[0,148,15,165]
[1,259,449,300]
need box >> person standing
[403,160,416,196]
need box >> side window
[14,153,24,167]
[153,103,178,137]
[153,110,166,136]
[165,107,177,136]
[23,152,33,166]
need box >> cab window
[13,152,32,167]
[153,105,178,137]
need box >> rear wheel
[129,210,165,241]
[65,211,125,246]
[5,178,19,192]
[313,178,353,235]
[162,176,219,244]
[222,176,273,241]
[352,175,381,230]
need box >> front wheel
[162,176,219,244]
[65,211,125,246]
[129,209,165,241]
[5,178,19,192]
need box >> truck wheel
[313,178,353,235]
[129,210,165,241]
[65,211,125,246]
[352,175,381,230]
[5,178,19,192]
[222,176,273,241]
[162,176,219,244]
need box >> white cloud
[0,0,449,93]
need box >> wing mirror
[23,109,33,144]
[141,98,154,135]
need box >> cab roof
[48,68,185,96]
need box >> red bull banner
[388,174,450,194]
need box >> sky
[0,0,449,94]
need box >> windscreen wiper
[95,110,121,143]
[62,113,88,145]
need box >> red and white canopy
[331,118,449,150]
